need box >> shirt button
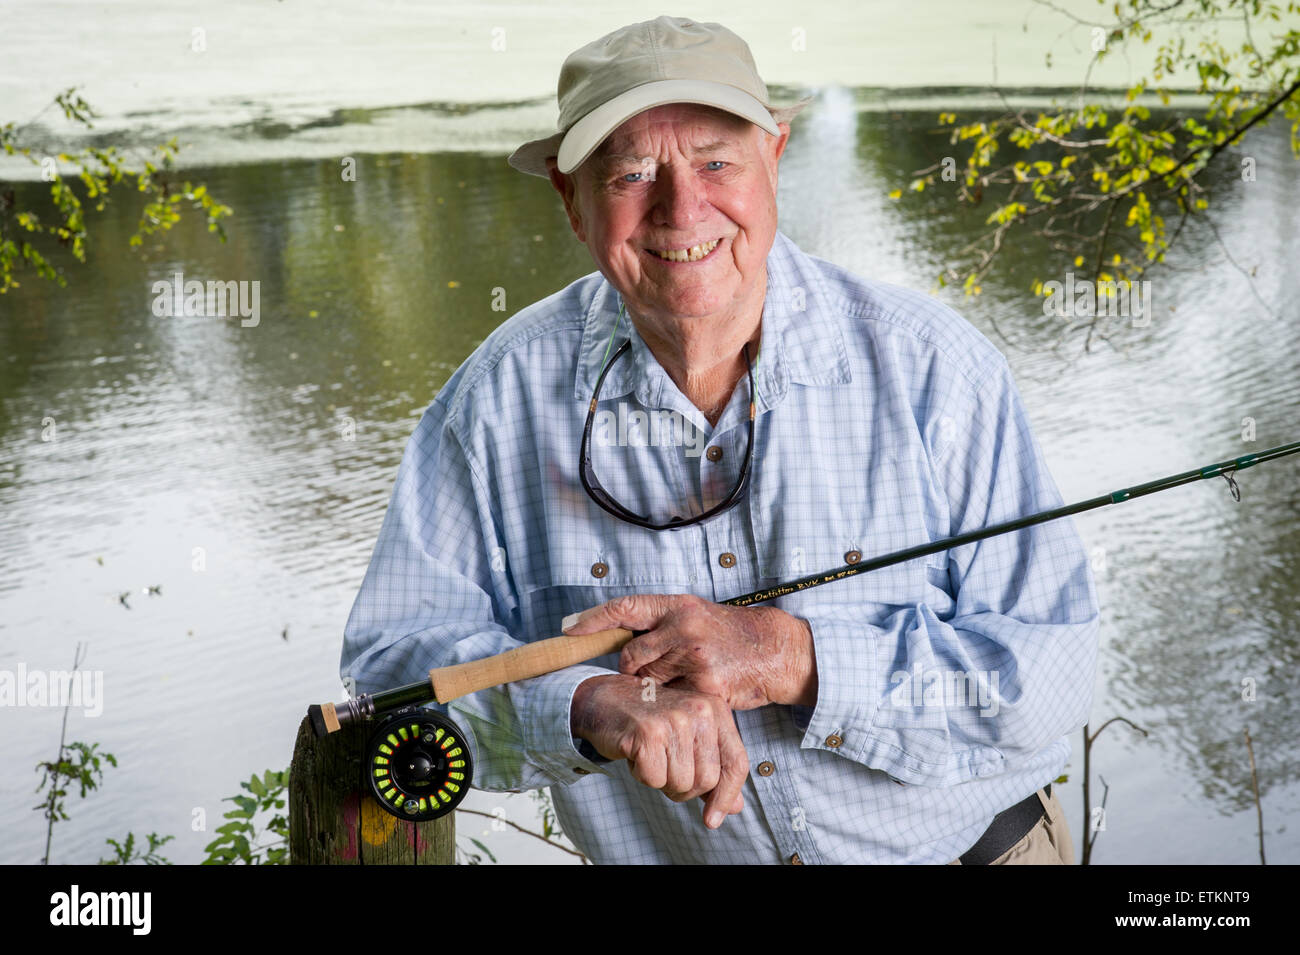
[590,562,608,578]
[706,445,724,462]
[825,734,843,748]
[756,760,775,776]
[844,550,862,564]
[789,852,803,865]
[718,552,736,568]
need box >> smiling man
[341,16,1100,864]
[549,103,779,421]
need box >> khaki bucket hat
[508,16,812,178]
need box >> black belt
[958,783,1051,865]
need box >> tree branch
[456,807,590,863]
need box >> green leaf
[231,794,257,813]
[469,838,498,864]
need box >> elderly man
[341,16,1100,864]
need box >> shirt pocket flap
[747,450,951,614]
[518,520,699,596]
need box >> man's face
[548,103,789,328]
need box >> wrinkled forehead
[589,104,759,168]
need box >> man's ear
[763,122,790,194]
[546,157,586,242]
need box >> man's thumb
[562,608,598,634]
[564,595,661,634]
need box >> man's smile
[643,236,723,263]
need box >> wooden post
[289,715,454,864]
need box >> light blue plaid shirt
[341,229,1100,864]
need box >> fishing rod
[308,439,1300,822]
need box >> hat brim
[508,88,814,179]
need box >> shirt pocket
[516,518,700,663]
[747,446,953,617]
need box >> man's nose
[650,163,708,228]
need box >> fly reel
[366,707,471,821]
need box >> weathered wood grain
[289,715,454,864]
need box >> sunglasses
[579,329,756,531]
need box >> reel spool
[366,707,471,821]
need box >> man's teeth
[650,238,720,262]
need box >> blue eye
[622,172,645,183]
[705,161,726,171]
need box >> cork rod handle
[429,627,636,703]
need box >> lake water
[2,2,1298,865]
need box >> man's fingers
[562,593,675,635]
[593,676,745,828]
[661,719,696,801]
[626,739,667,793]
[702,713,749,829]
[618,628,670,676]
[689,722,721,799]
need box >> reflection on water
[1,98,1297,864]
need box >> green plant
[34,739,117,864]
[100,831,175,865]
[32,642,117,864]
[201,769,290,865]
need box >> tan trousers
[948,787,1074,865]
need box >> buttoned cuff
[798,613,878,760]
[516,664,620,783]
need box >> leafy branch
[34,739,117,864]
[890,0,1300,351]
[1,86,232,294]
[32,642,111,864]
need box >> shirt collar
[573,230,852,411]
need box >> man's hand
[571,673,747,829]
[563,593,818,710]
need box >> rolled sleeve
[791,356,1100,787]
